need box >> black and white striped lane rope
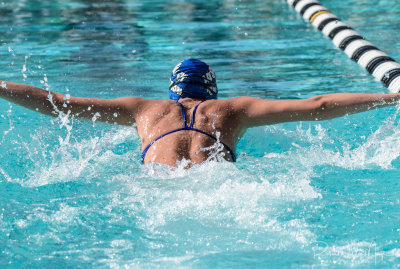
[288,0,400,93]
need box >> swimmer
[1,58,400,166]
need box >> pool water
[1,0,400,267]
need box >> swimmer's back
[135,98,244,166]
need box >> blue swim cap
[169,59,218,101]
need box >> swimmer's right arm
[0,80,144,125]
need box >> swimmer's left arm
[234,93,400,127]
[0,80,144,125]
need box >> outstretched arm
[235,93,400,128]
[0,80,143,125]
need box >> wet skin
[135,98,243,166]
[2,80,400,166]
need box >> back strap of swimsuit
[178,101,235,161]
[188,127,237,162]
[141,127,189,162]
[177,101,201,128]
[141,102,236,163]
[141,127,236,163]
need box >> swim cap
[169,59,218,101]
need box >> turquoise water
[1,0,400,267]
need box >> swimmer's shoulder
[137,98,180,115]
[120,97,174,108]
[206,96,260,110]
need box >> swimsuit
[141,102,236,163]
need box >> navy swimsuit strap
[141,102,236,163]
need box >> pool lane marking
[287,0,400,93]
[310,10,330,23]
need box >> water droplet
[132,50,136,54]
[335,20,339,24]
[113,113,118,117]
[87,106,92,111]
[1,81,7,88]
[64,94,70,100]
[384,72,390,79]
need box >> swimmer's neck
[175,97,211,103]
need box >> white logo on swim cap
[206,86,217,95]
[202,68,217,95]
[170,64,189,95]
[172,61,183,75]
[176,72,188,81]
[170,60,218,97]
[171,85,183,95]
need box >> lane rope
[287,0,400,92]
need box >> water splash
[21,56,28,79]
[2,103,400,268]
[1,103,14,139]
[22,126,139,187]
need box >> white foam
[228,109,395,173]
[98,157,321,260]
[23,126,139,187]
[6,106,400,269]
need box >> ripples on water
[1,0,400,267]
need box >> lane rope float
[287,0,400,93]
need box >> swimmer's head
[169,59,218,101]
